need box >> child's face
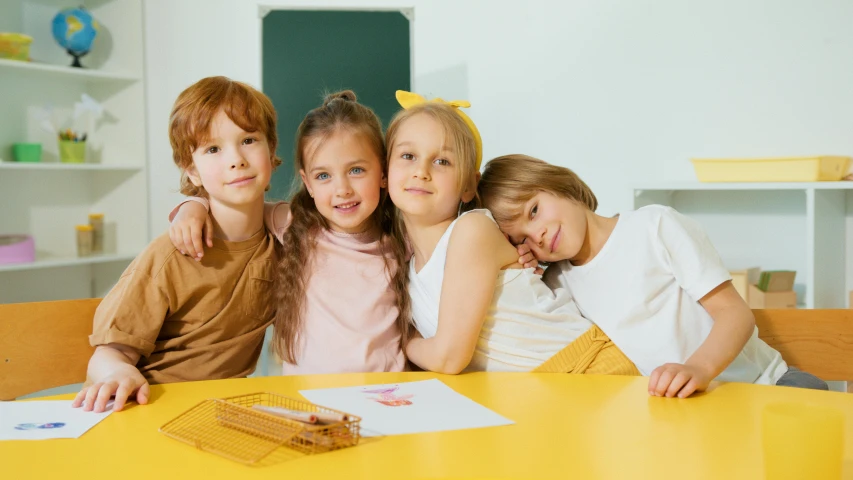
[387,113,472,223]
[499,191,589,263]
[187,109,272,207]
[299,130,385,234]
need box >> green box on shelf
[12,143,42,162]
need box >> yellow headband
[395,90,483,170]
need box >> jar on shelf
[88,213,104,253]
[75,224,93,256]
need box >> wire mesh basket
[160,392,361,465]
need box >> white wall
[144,0,853,235]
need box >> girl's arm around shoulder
[168,197,211,260]
[168,199,290,256]
[406,212,519,374]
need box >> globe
[51,7,99,68]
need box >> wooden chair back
[755,309,853,381]
[0,299,100,400]
[2,303,848,398]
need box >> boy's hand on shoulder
[72,364,150,413]
[648,362,713,398]
[516,243,543,274]
[169,200,213,260]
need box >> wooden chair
[755,309,853,382]
[0,298,100,400]
[1,303,848,399]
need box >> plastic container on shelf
[0,33,32,61]
[75,224,93,256]
[12,143,41,162]
[0,235,35,265]
[59,140,86,163]
[691,156,851,183]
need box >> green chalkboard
[262,10,411,200]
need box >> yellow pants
[533,325,640,375]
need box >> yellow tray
[691,156,851,182]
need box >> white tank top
[408,209,593,372]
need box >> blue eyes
[314,167,366,181]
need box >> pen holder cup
[159,392,360,465]
[58,140,86,163]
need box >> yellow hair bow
[395,90,483,170]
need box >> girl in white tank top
[386,92,637,375]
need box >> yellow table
[3,372,852,479]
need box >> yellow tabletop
[3,372,851,479]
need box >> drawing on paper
[362,386,414,407]
[14,422,66,430]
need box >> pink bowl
[0,235,35,265]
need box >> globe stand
[66,49,89,68]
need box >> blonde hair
[386,102,480,211]
[273,90,411,365]
[479,154,598,226]
[169,76,282,196]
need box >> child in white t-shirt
[478,154,827,398]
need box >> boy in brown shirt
[72,76,281,412]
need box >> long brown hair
[273,90,411,364]
[478,154,598,228]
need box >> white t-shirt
[409,210,593,372]
[544,205,787,385]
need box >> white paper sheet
[299,379,513,437]
[0,401,112,441]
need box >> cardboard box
[730,267,761,301]
[757,271,796,292]
[748,284,797,309]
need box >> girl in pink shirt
[168,91,412,374]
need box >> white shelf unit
[633,182,853,308]
[0,253,138,273]
[0,161,142,171]
[0,0,148,304]
[0,57,138,81]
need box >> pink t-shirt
[172,199,405,374]
[265,203,405,374]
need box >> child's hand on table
[72,364,150,413]
[169,200,212,260]
[648,362,713,398]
